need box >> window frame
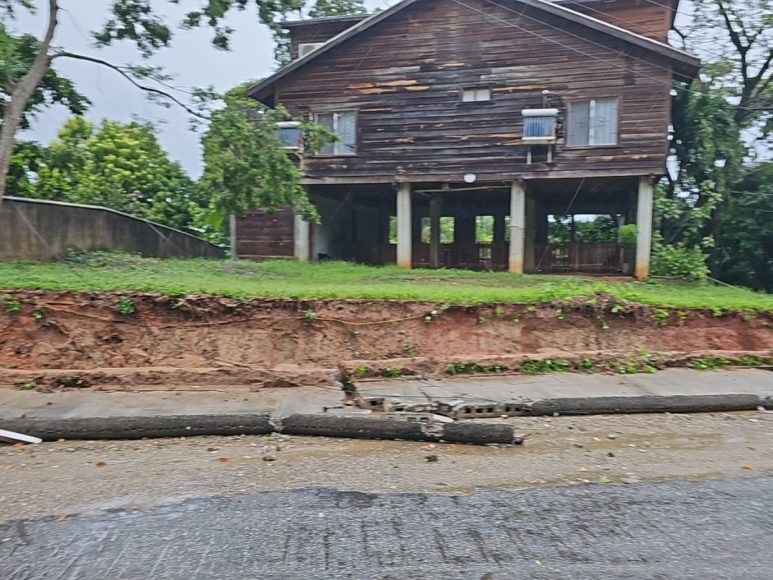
[313,110,359,157]
[565,97,621,148]
[459,86,493,104]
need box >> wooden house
[235,0,700,278]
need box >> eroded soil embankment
[2,290,773,388]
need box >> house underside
[296,174,651,277]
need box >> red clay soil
[1,290,773,389]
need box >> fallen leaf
[56,515,66,522]
[599,476,612,484]
[464,468,475,473]
[218,457,228,463]
[748,446,756,451]
[243,455,253,460]
[741,465,754,470]
[179,437,186,441]
[95,461,106,467]
[57,438,65,443]
[579,467,588,473]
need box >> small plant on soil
[33,308,46,323]
[522,358,571,375]
[495,307,504,318]
[424,309,439,323]
[652,309,670,327]
[52,376,90,388]
[16,380,36,391]
[677,311,688,326]
[403,341,416,358]
[172,297,186,309]
[526,306,536,313]
[356,365,369,378]
[382,367,402,378]
[115,297,135,315]
[576,357,595,371]
[477,316,486,324]
[555,307,564,321]
[2,295,20,314]
[597,313,609,330]
[712,307,723,318]
[743,311,757,322]
[512,313,520,323]
[303,309,316,320]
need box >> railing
[534,242,624,273]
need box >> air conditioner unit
[522,108,559,144]
[298,42,323,58]
[274,121,302,150]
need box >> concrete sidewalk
[355,368,773,416]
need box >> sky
[10,0,394,178]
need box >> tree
[14,116,205,232]
[0,0,307,208]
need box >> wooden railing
[534,242,624,273]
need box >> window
[317,112,357,155]
[419,217,455,243]
[568,99,619,146]
[461,87,491,103]
[298,42,323,58]
[475,216,494,243]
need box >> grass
[0,251,771,310]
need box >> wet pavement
[2,476,772,579]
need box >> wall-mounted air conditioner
[274,121,302,150]
[521,108,559,145]
[298,42,323,58]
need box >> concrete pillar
[635,176,653,280]
[509,181,526,274]
[429,197,441,269]
[229,214,238,258]
[294,214,310,262]
[524,196,536,273]
[396,182,412,269]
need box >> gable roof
[248,0,700,102]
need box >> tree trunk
[0,0,59,206]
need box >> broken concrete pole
[0,428,42,445]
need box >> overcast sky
[10,0,394,178]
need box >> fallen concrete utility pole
[0,428,42,445]
[0,414,521,446]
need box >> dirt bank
[2,290,773,388]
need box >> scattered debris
[425,455,439,462]
[263,455,276,462]
[607,433,618,440]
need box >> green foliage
[651,243,710,282]
[618,224,637,246]
[303,309,317,320]
[652,309,670,327]
[1,294,20,314]
[549,215,619,244]
[15,379,36,391]
[382,367,401,378]
[114,296,135,315]
[403,341,416,358]
[355,365,369,378]
[576,357,595,371]
[477,316,486,324]
[522,358,571,375]
[33,308,45,323]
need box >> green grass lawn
[0,252,771,311]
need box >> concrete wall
[0,197,225,261]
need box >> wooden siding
[276,0,673,182]
[563,0,672,42]
[234,209,294,259]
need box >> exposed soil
[2,289,773,389]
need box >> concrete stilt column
[509,181,526,274]
[635,176,654,280]
[294,214,310,262]
[429,197,441,269]
[229,215,238,258]
[524,196,536,273]
[396,182,412,269]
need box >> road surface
[2,476,771,579]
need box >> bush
[651,244,710,281]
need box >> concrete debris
[0,428,42,445]
[381,412,454,424]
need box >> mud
[2,290,773,388]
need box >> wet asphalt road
[1,476,771,579]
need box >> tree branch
[51,52,209,120]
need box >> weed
[495,306,504,317]
[610,304,621,315]
[652,309,670,327]
[303,309,316,320]
[555,307,564,321]
[16,380,36,391]
[677,311,688,326]
[172,298,186,309]
[743,311,757,322]
[526,306,536,313]
[445,364,456,375]
[512,313,520,323]
[52,376,89,388]
[403,341,417,358]
[522,358,571,375]
[597,313,609,330]
[355,365,369,378]
[33,308,46,323]
[115,297,135,315]
[712,307,723,317]
[576,357,595,371]
[264,434,280,442]
[424,309,439,323]
[382,367,402,378]
[2,295,20,314]
[763,321,772,328]
[477,316,486,324]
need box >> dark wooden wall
[275,0,674,182]
[287,18,367,61]
[234,209,294,259]
[564,0,672,42]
